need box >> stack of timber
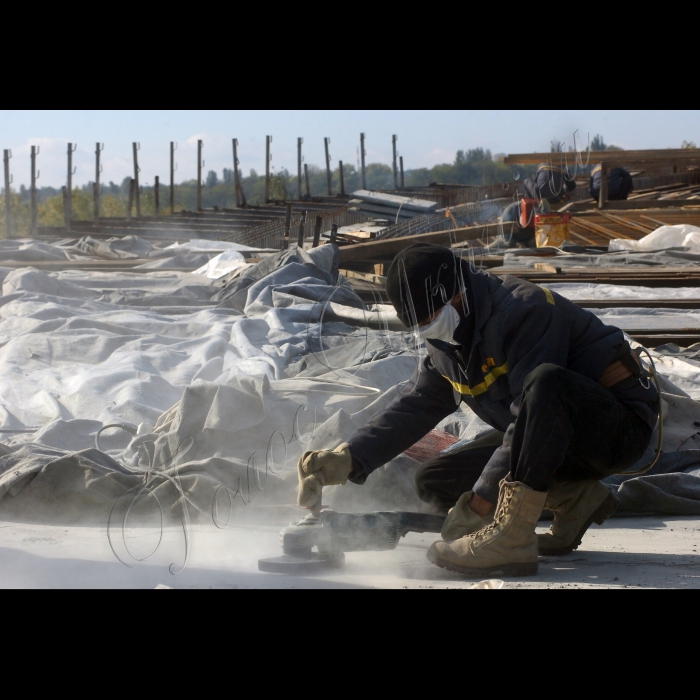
[565,209,700,247]
[314,150,700,348]
[38,198,365,250]
[337,208,700,272]
[503,149,700,210]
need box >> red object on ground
[404,430,460,463]
[520,199,538,229]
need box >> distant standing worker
[500,164,577,248]
[590,165,634,202]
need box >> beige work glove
[441,491,494,542]
[297,443,353,509]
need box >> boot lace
[472,485,514,542]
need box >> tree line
[0,136,694,237]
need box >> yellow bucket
[535,213,571,248]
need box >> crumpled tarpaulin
[1,241,700,525]
[0,243,431,523]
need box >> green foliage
[682,141,698,149]
[270,172,288,202]
[0,192,30,238]
[410,149,513,188]
[590,134,623,152]
[0,145,568,237]
[0,187,133,237]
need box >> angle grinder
[258,510,445,575]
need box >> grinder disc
[258,552,346,575]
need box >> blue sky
[1,110,698,189]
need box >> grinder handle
[398,513,446,537]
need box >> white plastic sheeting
[610,224,700,253]
[548,283,700,301]
[1,243,700,533]
[193,250,251,279]
[0,244,441,527]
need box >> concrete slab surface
[0,516,698,589]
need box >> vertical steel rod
[339,161,345,196]
[233,139,241,208]
[30,146,38,237]
[170,142,176,215]
[360,133,367,190]
[155,176,160,218]
[298,210,307,247]
[324,138,332,196]
[304,164,311,198]
[133,142,141,217]
[265,135,272,204]
[62,187,69,229]
[127,178,135,220]
[94,143,103,225]
[400,156,405,189]
[297,138,304,200]
[392,135,399,190]
[3,150,11,239]
[197,140,204,211]
[313,215,323,248]
[283,202,293,249]
[66,143,74,232]
[233,138,247,207]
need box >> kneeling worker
[500,164,578,248]
[590,165,634,202]
[297,244,658,577]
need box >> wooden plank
[503,149,700,165]
[601,200,700,210]
[575,299,700,310]
[640,215,670,228]
[597,211,655,235]
[571,216,630,240]
[629,334,700,347]
[534,263,562,274]
[489,268,700,288]
[341,269,387,285]
[568,229,598,246]
[337,223,502,265]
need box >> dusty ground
[0,514,698,589]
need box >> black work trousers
[415,364,654,512]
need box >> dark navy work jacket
[348,267,658,503]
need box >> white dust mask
[419,303,461,344]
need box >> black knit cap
[386,243,462,327]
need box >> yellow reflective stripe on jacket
[443,362,509,397]
[541,287,555,306]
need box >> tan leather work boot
[427,480,547,578]
[538,481,620,557]
[441,492,494,542]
